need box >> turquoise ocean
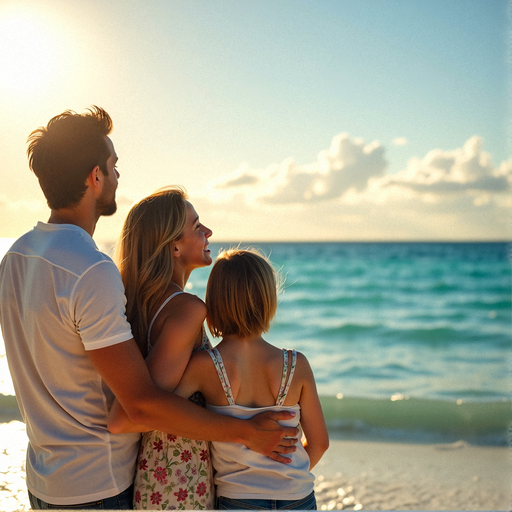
[1,239,510,446]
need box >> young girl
[109,186,215,509]
[175,248,329,510]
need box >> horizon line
[97,239,512,246]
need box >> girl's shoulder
[284,349,314,382]
[186,346,217,375]
[193,345,215,359]
[261,345,311,380]
[283,348,308,365]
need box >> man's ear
[87,166,102,190]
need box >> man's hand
[244,410,299,464]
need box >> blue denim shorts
[217,490,317,510]
[28,484,134,510]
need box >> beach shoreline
[1,420,510,511]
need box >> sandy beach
[312,433,511,511]
[1,419,510,511]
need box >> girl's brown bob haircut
[206,248,280,338]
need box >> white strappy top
[147,291,183,353]
[147,291,211,354]
[205,347,314,500]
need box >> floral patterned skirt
[133,429,214,510]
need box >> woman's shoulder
[161,291,206,319]
[178,291,207,309]
[151,292,207,346]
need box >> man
[0,107,297,509]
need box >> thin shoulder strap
[207,348,235,405]
[147,291,184,352]
[276,349,297,406]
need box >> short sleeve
[72,260,133,351]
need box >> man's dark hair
[27,106,113,210]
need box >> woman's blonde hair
[116,186,188,356]
[206,248,279,338]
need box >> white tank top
[206,347,315,500]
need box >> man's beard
[96,182,117,217]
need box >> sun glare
[0,9,61,97]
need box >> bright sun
[0,9,60,96]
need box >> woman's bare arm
[107,293,206,433]
[173,349,211,399]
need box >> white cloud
[205,133,510,206]
[206,133,388,205]
[194,133,511,241]
[392,137,408,146]
[379,136,510,195]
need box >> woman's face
[175,201,213,270]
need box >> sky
[0,0,510,243]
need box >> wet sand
[1,420,510,511]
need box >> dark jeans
[217,490,317,510]
[28,484,134,510]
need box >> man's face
[96,136,119,217]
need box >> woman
[109,186,215,509]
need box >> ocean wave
[272,319,510,352]
[280,290,511,313]
[319,323,384,337]
[456,299,512,310]
[320,395,511,446]
[385,326,506,345]
[337,362,432,379]
[280,294,387,306]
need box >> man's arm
[88,339,298,462]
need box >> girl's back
[200,336,303,409]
